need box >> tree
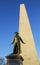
[0,58,5,65]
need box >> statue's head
[15,32,19,35]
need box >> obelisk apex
[19,4,39,65]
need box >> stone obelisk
[19,4,39,65]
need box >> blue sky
[0,0,40,62]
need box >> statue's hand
[24,42,26,44]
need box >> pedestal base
[6,53,24,65]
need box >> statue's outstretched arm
[20,36,24,43]
[19,36,26,44]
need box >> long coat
[12,34,24,54]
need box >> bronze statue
[12,32,25,54]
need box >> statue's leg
[18,43,21,54]
[13,44,18,54]
[16,43,18,53]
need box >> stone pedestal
[6,53,24,65]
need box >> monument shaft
[19,4,39,65]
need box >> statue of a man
[12,32,25,54]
